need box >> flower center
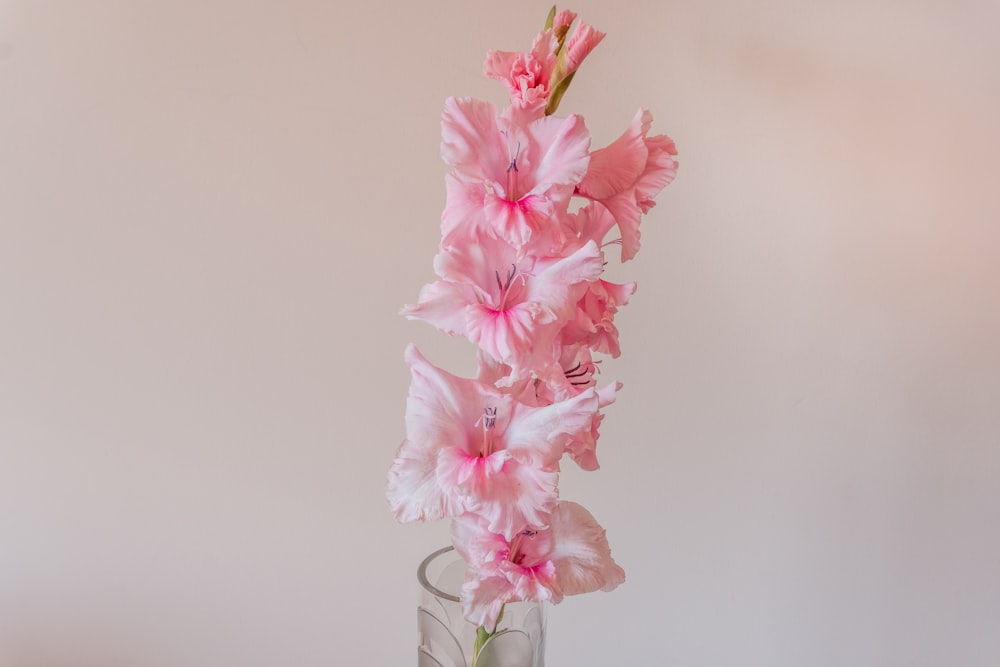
[494,264,525,311]
[508,528,538,565]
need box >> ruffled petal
[466,301,552,367]
[564,381,620,472]
[461,572,513,631]
[461,455,560,539]
[500,558,561,605]
[601,191,643,262]
[563,21,606,74]
[482,190,555,248]
[635,133,679,211]
[547,501,625,596]
[569,201,618,248]
[452,513,509,571]
[386,438,462,523]
[527,240,605,321]
[504,389,599,468]
[578,109,649,200]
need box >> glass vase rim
[417,545,462,603]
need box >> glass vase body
[417,546,546,667]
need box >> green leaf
[545,71,575,116]
[543,5,556,32]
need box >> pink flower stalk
[389,6,677,636]
[452,501,626,630]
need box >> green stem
[470,605,506,667]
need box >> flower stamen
[506,142,521,200]
[476,406,499,457]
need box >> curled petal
[527,240,605,322]
[475,349,512,388]
[461,572,513,631]
[548,502,625,596]
[578,110,649,200]
[501,558,561,606]
[504,388,599,468]
[456,452,560,540]
[564,22,606,74]
[635,133,679,212]
[551,9,578,35]
[577,108,678,261]
[452,513,509,572]
[452,515,561,629]
[387,438,462,523]
[482,190,555,248]
[569,201,618,247]
[602,191,644,262]
[565,381,620,472]
[437,448,511,495]
[466,300,553,367]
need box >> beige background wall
[2,1,998,665]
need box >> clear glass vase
[417,546,546,667]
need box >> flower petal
[401,280,478,337]
[504,388,599,467]
[548,501,625,596]
[441,97,509,181]
[461,572,512,631]
[386,438,462,523]
[521,113,591,193]
[459,454,560,540]
[578,109,648,200]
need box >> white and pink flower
[452,501,626,630]
[387,345,599,539]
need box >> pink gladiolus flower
[577,108,678,261]
[452,501,626,630]
[440,97,591,250]
[387,345,600,539]
[529,346,620,472]
[402,234,604,372]
[561,278,637,358]
[483,31,558,115]
[476,343,618,472]
[482,9,588,116]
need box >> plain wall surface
[2,1,998,665]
